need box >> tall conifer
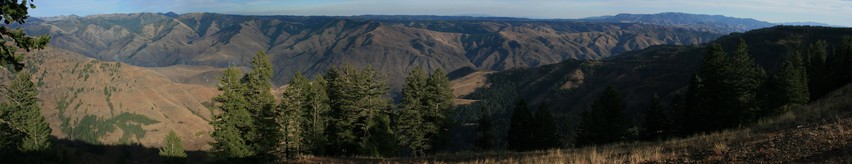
[210,67,253,159]
[396,67,429,156]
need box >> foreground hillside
[24,12,720,86]
[308,82,852,163]
[18,48,218,150]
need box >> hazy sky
[30,0,852,26]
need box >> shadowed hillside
[455,26,852,115]
[308,82,852,163]
[446,26,852,150]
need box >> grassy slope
[22,47,218,150]
[302,83,852,163]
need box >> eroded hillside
[25,13,720,86]
[21,48,218,150]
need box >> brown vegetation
[26,48,218,150]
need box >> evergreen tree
[507,100,534,151]
[0,71,52,161]
[396,67,429,156]
[685,40,765,132]
[767,51,809,112]
[841,37,852,84]
[302,76,330,155]
[210,67,254,159]
[642,94,672,140]
[424,68,454,151]
[532,104,559,150]
[0,102,20,157]
[159,131,187,164]
[0,0,50,72]
[577,86,628,146]
[805,40,829,100]
[240,51,276,159]
[276,72,308,160]
[325,65,395,156]
[684,43,726,133]
[475,106,493,151]
[680,75,704,135]
[725,39,766,124]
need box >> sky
[29,0,852,26]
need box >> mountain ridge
[24,12,722,87]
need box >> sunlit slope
[25,48,217,150]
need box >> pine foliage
[276,72,308,159]
[507,100,534,151]
[159,131,187,164]
[396,67,429,156]
[241,51,277,158]
[0,0,50,72]
[767,51,809,111]
[325,65,394,156]
[475,107,493,151]
[302,75,331,155]
[210,67,254,159]
[531,104,559,150]
[577,86,628,146]
[1,71,53,163]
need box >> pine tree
[806,40,829,100]
[683,40,766,132]
[276,72,308,160]
[159,131,187,164]
[241,51,277,159]
[681,75,705,135]
[725,39,766,124]
[577,86,628,146]
[642,94,672,140]
[475,106,493,151]
[767,51,809,112]
[325,65,394,156]
[841,37,852,84]
[685,43,727,133]
[396,67,429,156]
[0,71,52,162]
[424,68,454,151]
[302,76,330,155]
[507,100,534,151]
[532,104,559,150]
[210,67,254,159]
[0,102,20,157]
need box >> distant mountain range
[777,22,842,27]
[580,12,776,33]
[24,12,728,87]
[581,12,844,33]
[23,12,842,88]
